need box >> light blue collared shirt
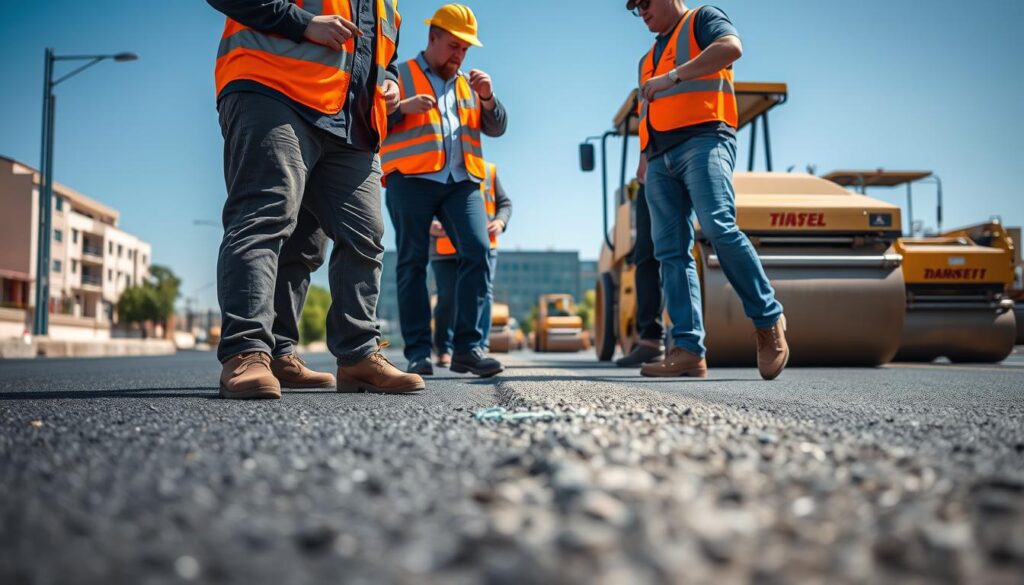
[415,52,474,185]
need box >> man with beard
[382,4,508,378]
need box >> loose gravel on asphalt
[1,350,1022,584]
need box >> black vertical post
[34,48,53,335]
[762,113,773,172]
[747,116,758,172]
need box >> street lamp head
[113,52,138,62]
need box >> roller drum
[895,307,1016,363]
[701,244,906,366]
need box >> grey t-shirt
[643,6,739,160]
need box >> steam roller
[825,171,1018,363]
[581,83,908,366]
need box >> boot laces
[239,352,270,371]
[756,325,781,350]
[369,341,396,373]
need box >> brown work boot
[337,346,426,394]
[219,352,281,399]
[271,353,336,389]
[640,347,707,378]
[756,315,790,381]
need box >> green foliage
[116,285,160,337]
[299,285,331,345]
[576,289,596,330]
[521,304,539,335]
[147,264,181,323]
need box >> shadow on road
[0,388,219,400]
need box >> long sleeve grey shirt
[208,0,399,150]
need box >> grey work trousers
[216,92,384,366]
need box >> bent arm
[207,0,313,43]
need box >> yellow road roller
[534,294,587,353]
[943,221,1024,346]
[580,83,908,366]
[825,171,1018,362]
[488,303,516,353]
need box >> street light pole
[32,48,138,336]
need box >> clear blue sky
[2,1,1022,310]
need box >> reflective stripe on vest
[637,8,738,151]
[215,0,399,132]
[382,59,486,180]
[434,162,499,256]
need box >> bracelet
[480,93,494,102]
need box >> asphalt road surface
[2,349,1023,584]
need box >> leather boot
[640,347,707,378]
[271,353,336,389]
[756,315,789,381]
[220,352,281,399]
[338,349,426,394]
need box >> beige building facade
[0,155,152,340]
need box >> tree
[116,285,160,338]
[576,289,596,331]
[147,265,181,327]
[299,285,330,345]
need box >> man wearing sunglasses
[627,0,789,380]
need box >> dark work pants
[633,184,666,342]
[432,248,497,355]
[216,92,384,366]
[385,173,490,361]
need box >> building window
[142,254,148,265]
[71,259,78,274]
[108,269,113,282]
[55,196,64,211]
[72,229,79,244]
[117,244,123,257]
[54,229,62,242]
[108,242,113,254]
[53,260,62,273]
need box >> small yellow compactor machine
[488,303,516,353]
[533,294,587,353]
[581,84,908,366]
[826,171,1018,362]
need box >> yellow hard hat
[424,4,483,47]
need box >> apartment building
[0,156,152,340]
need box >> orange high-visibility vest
[215,0,400,141]
[382,59,486,180]
[435,162,499,256]
[637,7,737,151]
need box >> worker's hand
[468,69,494,100]
[382,80,400,114]
[641,73,674,102]
[636,153,648,185]
[429,220,447,237]
[303,15,362,51]
[400,94,437,115]
[487,219,505,235]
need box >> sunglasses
[630,0,651,17]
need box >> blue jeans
[644,134,782,357]
[432,249,497,354]
[385,173,491,360]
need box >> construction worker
[431,162,511,366]
[628,0,789,379]
[210,0,426,398]
[615,183,666,367]
[382,4,508,378]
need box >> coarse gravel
[1,350,1022,584]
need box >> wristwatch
[668,68,680,84]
